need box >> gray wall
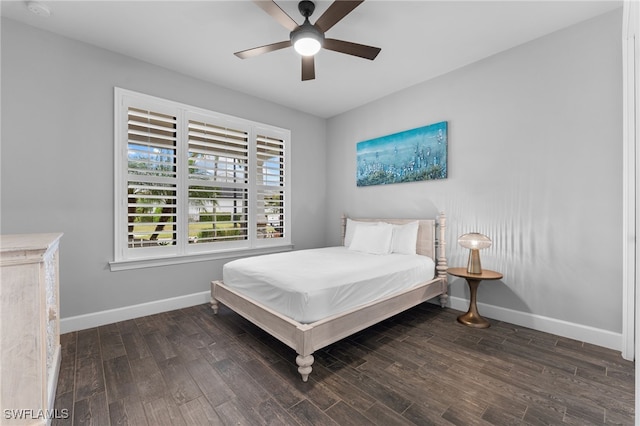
[326,10,623,335]
[1,18,327,319]
[0,8,625,344]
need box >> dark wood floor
[53,302,634,425]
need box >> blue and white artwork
[356,121,448,187]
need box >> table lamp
[458,233,492,274]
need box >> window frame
[111,88,292,271]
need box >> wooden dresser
[1,233,62,425]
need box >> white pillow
[344,219,379,247]
[391,221,419,255]
[348,222,393,255]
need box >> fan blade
[253,0,299,32]
[323,38,381,60]
[302,55,315,81]
[234,40,292,59]
[314,0,364,33]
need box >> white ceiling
[1,0,622,118]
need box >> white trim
[60,291,211,333]
[113,87,292,264]
[108,243,293,271]
[60,288,623,351]
[622,0,638,363]
[622,0,640,419]
[446,297,623,351]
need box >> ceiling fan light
[293,36,322,56]
[290,19,324,57]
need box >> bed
[210,213,448,381]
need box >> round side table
[447,267,503,329]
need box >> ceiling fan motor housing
[290,20,325,49]
[291,0,324,53]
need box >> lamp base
[467,249,482,274]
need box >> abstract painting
[356,121,448,187]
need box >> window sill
[109,244,294,272]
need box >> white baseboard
[60,291,211,334]
[447,296,622,352]
[60,291,622,353]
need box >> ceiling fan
[234,0,381,81]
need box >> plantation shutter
[126,107,178,248]
[256,133,286,240]
[114,88,291,264]
[187,117,250,244]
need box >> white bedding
[222,246,435,323]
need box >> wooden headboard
[340,212,448,282]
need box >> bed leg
[296,354,314,382]
[439,293,449,308]
[210,281,220,314]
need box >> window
[112,88,291,268]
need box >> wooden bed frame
[211,212,448,382]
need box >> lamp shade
[458,233,492,250]
[458,233,491,274]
